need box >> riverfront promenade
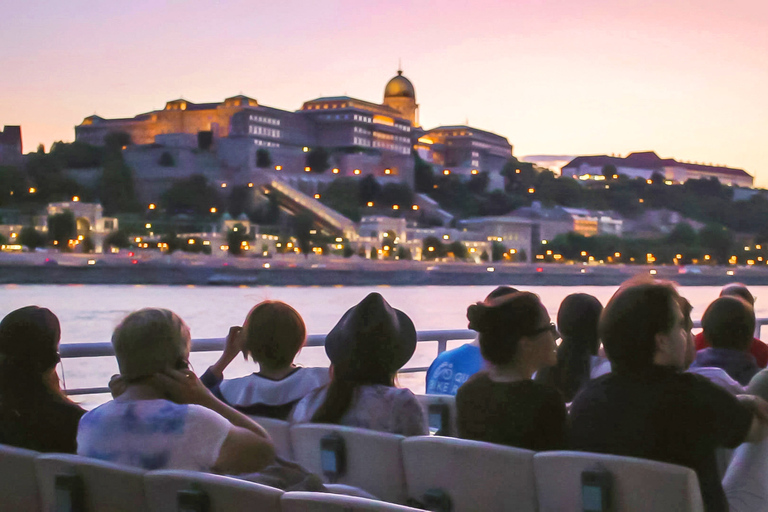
[2,252,768,286]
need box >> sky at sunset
[2,0,768,185]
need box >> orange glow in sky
[2,0,768,185]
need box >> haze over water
[4,284,767,404]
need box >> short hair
[599,282,680,372]
[467,291,544,365]
[112,308,191,380]
[702,296,755,351]
[243,301,306,368]
[720,283,755,306]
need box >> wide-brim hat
[325,292,417,375]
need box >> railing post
[436,337,448,356]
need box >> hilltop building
[74,71,514,187]
[561,151,753,188]
[0,126,22,165]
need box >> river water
[3,284,767,407]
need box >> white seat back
[281,491,423,511]
[34,453,149,512]
[401,436,537,512]
[533,451,704,512]
[414,394,457,437]
[144,469,283,512]
[290,424,407,504]
[0,444,41,512]
[250,416,293,460]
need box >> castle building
[561,151,753,188]
[73,71,514,187]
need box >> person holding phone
[200,301,329,420]
[77,308,275,474]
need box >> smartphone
[177,488,209,512]
[428,403,449,436]
[320,434,346,481]
[581,468,612,512]
[54,474,85,512]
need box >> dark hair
[702,296,755,351]
[678,297,693,331]
[467,292,544,365]
[0,306,70,409]
[720,283,755,306]
[485,286,519,301]
[599,282,680,373]
[311,293,413,425]
[243,301,306,369]
[310,360,394,424]
[548,294,603,401]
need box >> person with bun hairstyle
[456,292,567,451]
[425,286,518,396]
[291,293,427,436]
[201,301,329,419]
[0,306,84,453]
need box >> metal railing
[59,329,477,396]
[59,319,768,398]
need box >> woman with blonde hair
[201,301,329,419]
[77,308,275,474]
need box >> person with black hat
[291,293,427,436]
[0,306,84,453]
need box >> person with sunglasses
[456,291,567,451]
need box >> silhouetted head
[325,293,416,382]
[112,308,191,381]
[600,281,684,372]
[0,306,61,375]
[720,283,755,306]
[243,301,306,370]
[468,291,557,369]
[557,293,603,355]
[702,296,755,352]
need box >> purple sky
[3,0,767,185]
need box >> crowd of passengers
[2,279,768,511]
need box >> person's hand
[210,326,245,378]
[223,326,245,361]
[152,368,214,406]
[108,374,127,398]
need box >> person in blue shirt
[425,286,518,395]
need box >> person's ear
[654,331,670,357]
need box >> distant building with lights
[74,71,514,189]
[561,151,753,188]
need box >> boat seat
[401,436,537,512]
[34,453,149,512]
[290,424,407,504]
[144,469,283,512]
[281,491,424,511]
[533,450,704,512]
[0,444,41,512]
[414,394,457,437]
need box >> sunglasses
[530,322,560,339]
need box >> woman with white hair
[77,308,275,474]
